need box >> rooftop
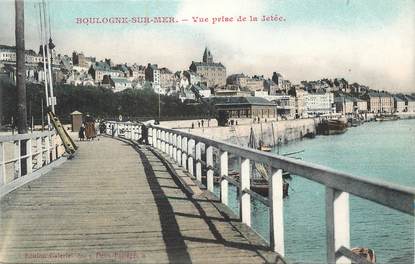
[215,96,276,106]
[191,61,225,68]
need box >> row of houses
[2,44,414,118]
[335,92,415,114]
[214,90,415,122]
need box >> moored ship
[375,113,399,121]
[317,118,348,135]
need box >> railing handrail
[0,130,65,196]
[150,124,415,215]
[0,131,55,142]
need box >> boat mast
[15,0,27,134]
[38,2,50,128]
[43,0,55,113]
[271,122,276,147]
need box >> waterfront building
[1,45,44,65]
[66,71,95,86]
[334,96,354,115]
[226,73,247,87]
[88,61,122,83]
[56,54,73,73]
[178,83,211,102]
[362,92,394,113]
[214,89,251,97]
[402,95,415,112]
[113,64,130,78]
[192,83,211,99]
[270,72,291,94]
[145,63,161,93]
[102,75,132,92]
[215,96,277,119]
[252,91,269,97]
[246,75,265,92]
[304,92,334,116]
[128,64,146,88]
[350,83,369,95]
[189,47,226,88]
[226,73,264,92]
[159,67,174,93]
[0,45,16,62]
[173,71,189,95]
[72,51,88,68]
[183,70,206,86]
[178,86,195,102]
[264,94,296,118]
[333,78,350,93]
[287,86,307,118]
[263,79,279,95]
[353,97,368,113]
[394,96,406,113]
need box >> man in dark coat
[141,124,149,145]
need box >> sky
[0,0,414,93]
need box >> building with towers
[189,47,226,88]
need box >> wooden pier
[0,137,282,263]
[1,122,414,264]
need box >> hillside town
[1,44,414,120]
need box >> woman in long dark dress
[79,124,85,141]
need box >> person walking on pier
[78,124,85,141]
[140,124,149,145]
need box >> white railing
[0,131,65,194]
[105,121,141,140]
[108,121,415,264]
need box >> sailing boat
[258,122,272,152]
[248,127,290,197]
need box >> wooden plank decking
[0,137,281,263]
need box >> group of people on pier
[78,115,98,141]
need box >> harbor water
[215,119,414,264]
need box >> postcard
[0,1,414,263]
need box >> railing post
[206,146,214,192]
[26,138,33,175]
[220,150,228,206]
[49,134,55,161]
[152,128,157,147]
[240,157,251,226]
[169,133,173,158]
[157,130,161,150]
[36,137,42,169]
[195,142,202,183]
[167,132,171,157]
[44,136,50,164]
[326,187,350,264]
[269,168,284,255]
[187,139,194,176]
[177,135,182,166]
[161,131,165,153]
[139,125,143,141]
[13,140,21,179]
[0,142,5,185]
[54,135,59,160]
[172,134,177,161]
[182,137,188,170]
[164,131,168,154]
[149,127,153,146]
